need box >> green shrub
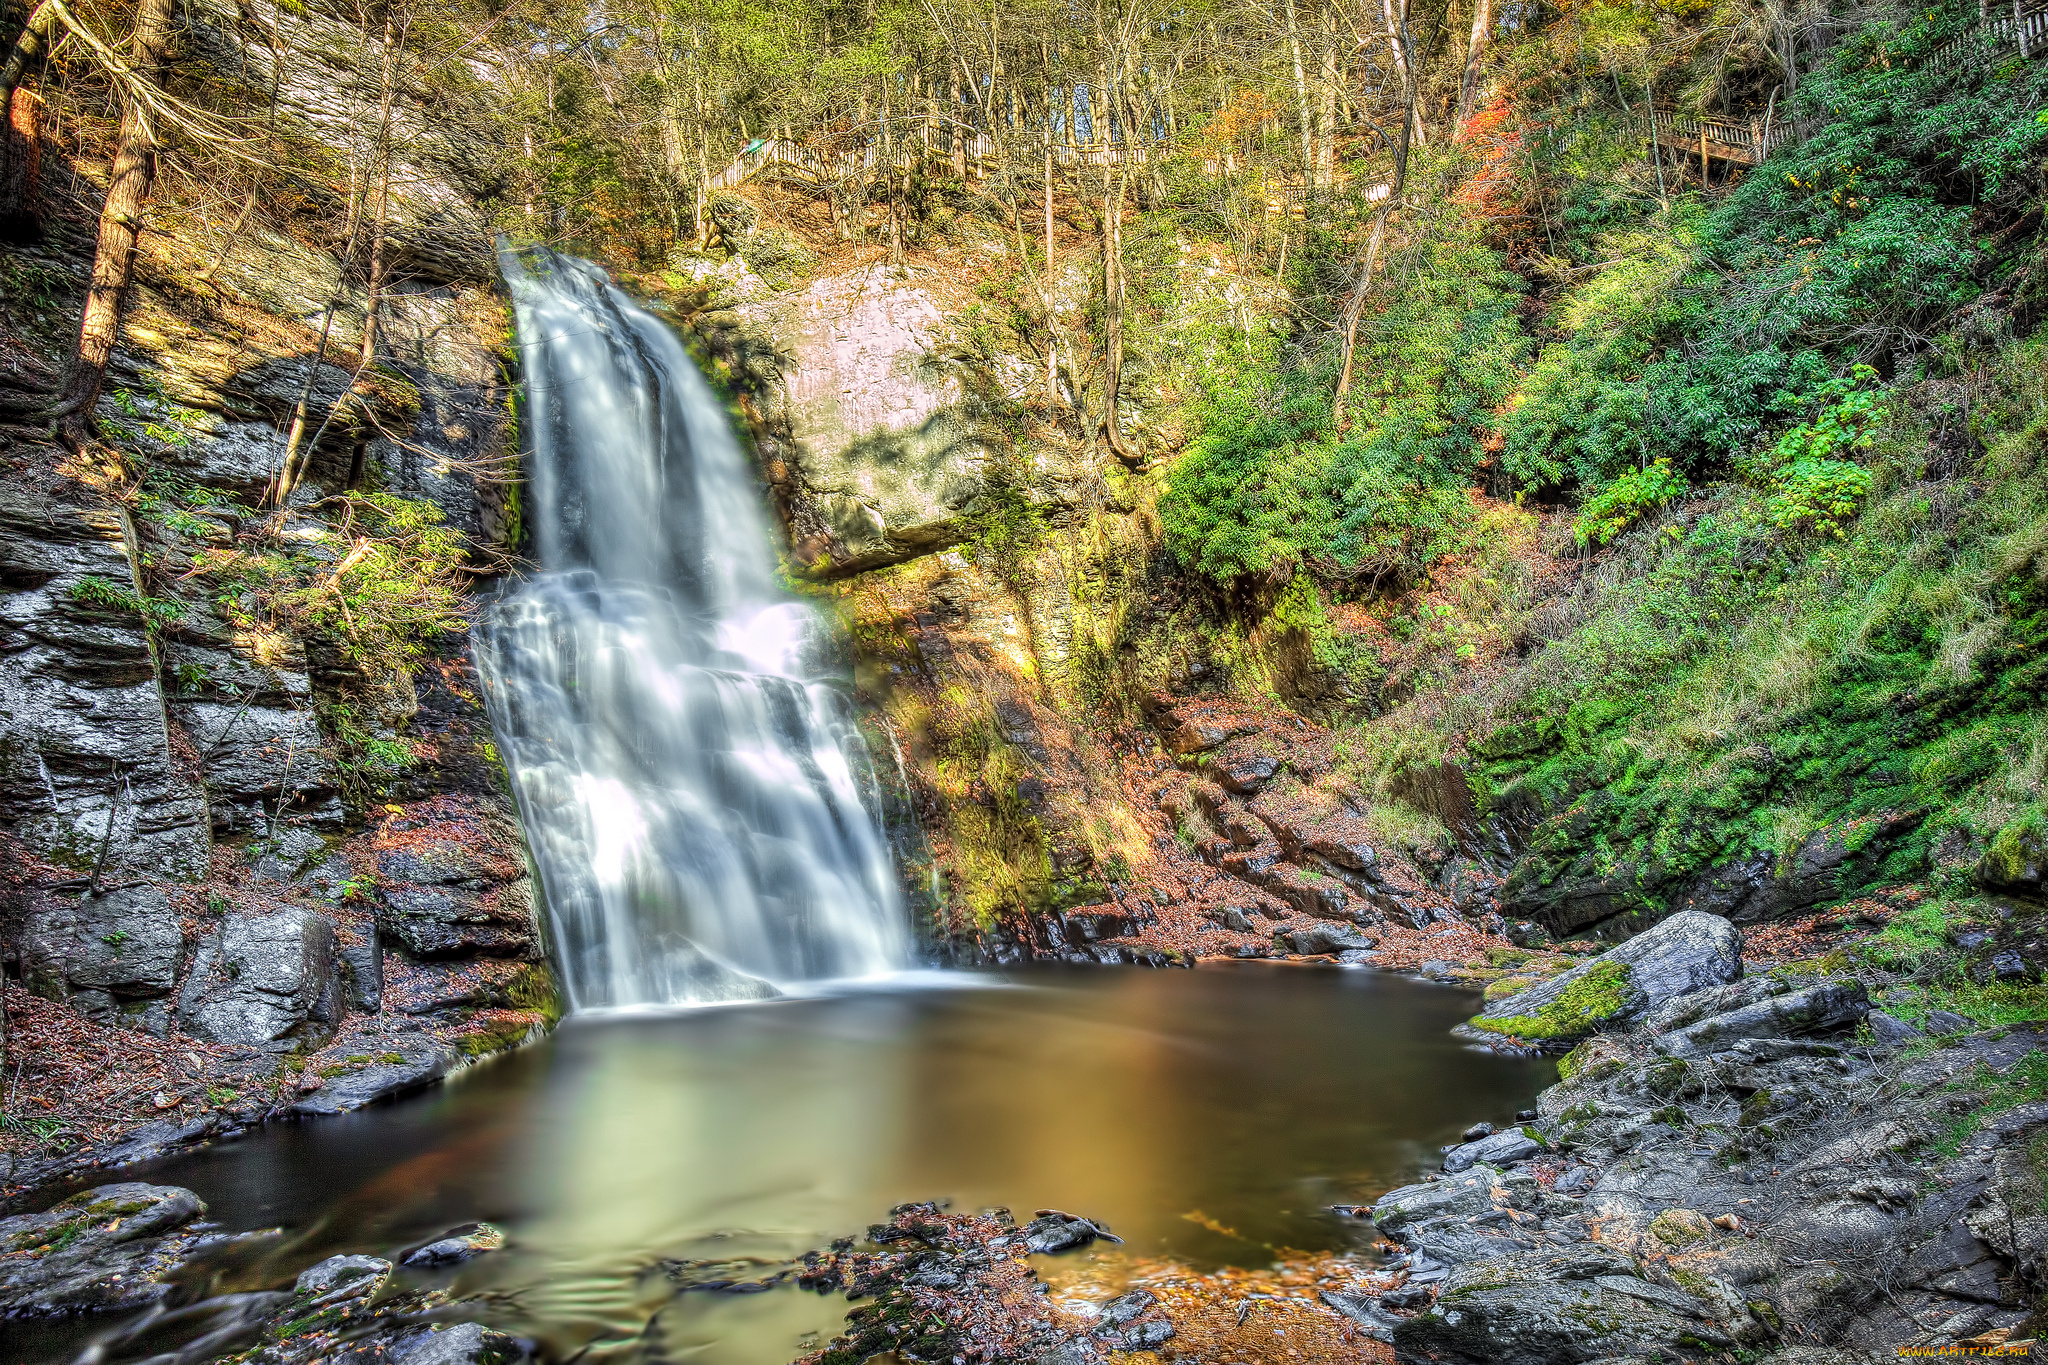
[1574,459,1690,547]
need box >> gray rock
[1924,1009,1973,1036]
[1393,1244,1730,1364]
[250,826,329,882]
[1020,1214,1101,1254]
[1216,754,1280,794]
[1655,979,1870,1056]
[403,1224,503,1267]
[96,1116,220,1167]
[337,923,384,1013]
[1320,1290,1399,1341]
[1031,1347,1092,1365]
[299,855,358,900]
[728,267,1031,574]
[169,698,341,832]
[289,1048,447,1115]
[1372,1164,1537,1236]
[22,885,184,1012]
[178,907,343,1048]
[0,492,213,884]
[1283,924,1377,955]
[1122,1320,1174,1348]
[1981,947,2032,982]
[294,1254,393,1298]
[1975,825,2043,899]
[370,1321,525,1365]
[1464,910,1742,1048]
[0,1183,208,1315]
[1865,1010,1922,1047]
[1097,1288,1153,1327]
[1643,974,1795,1034]
[377,841,537,959]
[1443,1126,1544,1174]
[1552,1165,1597,1196]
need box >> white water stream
[473,246,908,1009]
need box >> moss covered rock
[1459,910,1743,1050]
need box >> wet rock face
[1396,1243,1726,1364]
[0,1182,208,1315]
[1654,979,1870,1057]
[177,907,343,1048]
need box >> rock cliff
[0,0,544,1186]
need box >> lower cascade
[473,245,909,1009]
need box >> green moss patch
[1468,960,1633,1042]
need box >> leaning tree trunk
[52,0,176,454]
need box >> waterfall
[473,246,909,1010]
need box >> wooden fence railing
[1925,0,2048,75]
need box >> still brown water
[16,963,1554,1364]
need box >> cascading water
[473,245,909,1010]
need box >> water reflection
[24,965,1553,1365]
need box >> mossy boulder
[1458,910,1743,1051]
[0,1183,208,1315]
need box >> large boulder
[178,907,343,1048]
[1459,910,1742,1050]
[0,1183,208,1315]
[727,267,1038,574]
[1443,1126,1544,1174]
[21,885,184,1030]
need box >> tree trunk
[1043,137,1057,406]
[1332,83,1416,427]
[356,17,396,373]
[51,0,175,452]
[0,84,40,239]
[1317,0,1340,187]
[1381,0,1427,147]
[0,0,56,234]
[1457,0,1493,131]
[1282,0,1315,184]
[345,17,398,491]
[1099,162,1137,465]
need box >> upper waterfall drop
[474,245,910,1010]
